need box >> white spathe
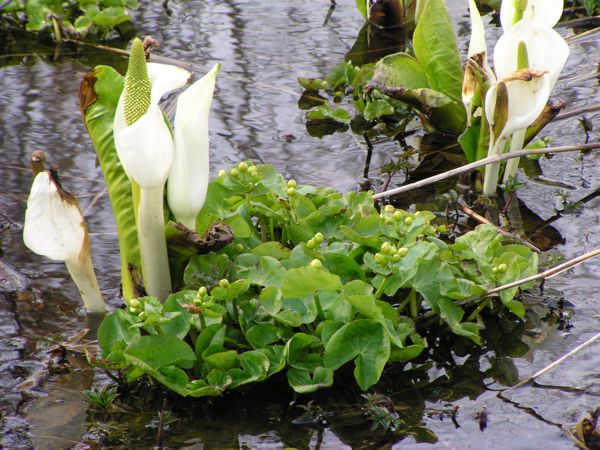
[24,171,85,261]
[494,17,569,89]
[500,0,563,31]
[485,71,550,142]
[463,0,496,123]
[167,63,220,230]
[113,63,190,188]
[23,171,106,313]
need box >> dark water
[1,1,599,448]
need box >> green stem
[314,293,325,320]
[483,137,506,196]
[138,184,172,300]
[65,247,106,313]
[466,298,491,322]
[409,291,418,317]
[503,128,527,183]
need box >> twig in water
[460,202,541,253]
[156,398,167,449]
[372,141,600,199]
[556,104,600,122]
[323,0,337,26]
[363,132,373,179]
[510,332,600,390]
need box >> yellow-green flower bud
[230,168,239,177]
[375,253,387,265]
[497,263,507,273]
[310,259,322,269]
[219,279,229,288]
[287,179,297,188]
[384,205,395,213]
[397,247,409,257]
[381,242,393,254]
[198,286,208,297]
[393,211,403,222]
[239,161,249,173]
[129,298,141,309]
[404,217,413,225]
[314,232,324,244]
[218,169,226,178]
[235,243,244,253]
[287,187,296,196]
[306,239,316,249]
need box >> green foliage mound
[97,163,537,397]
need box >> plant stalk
[137,185,172,300]
[503,128,527,183]
[65,244,106,313]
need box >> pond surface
[1,1,599,448]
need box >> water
[1,1,599,448]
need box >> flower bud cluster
[374,240,409,266]
[219,161,260,183]
[305,232,325,250]
[128,298,146,321]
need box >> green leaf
[364,99,395,121]
[161,291,194,338]
[184,253,235,290]
[412,0,464,102]
[355,0,367,18]
[125,335,196,369]
[238,256,286,288]
[227,351,270,388]
[286,333,322,371]
[307,104,352,125]
[298,77,328,91]
[458,116,489,163]
[195,324,226,359]
[202,346,238,370]
[258,286,283,315]
[287,367,334,393]
[371,52,429,90]
[252,241,290,260]
[245,324,291,348]
[324,320,390,390]
[80,66,140,300]
[97,309,139,359]
[282,267,342,298]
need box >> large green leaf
[412,0,464,102]
[371,53,429,90]
[287,367,334,393]
[80,66,140,300]
[323,319,390,390]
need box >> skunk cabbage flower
[113,38,190,301]
[494,17,569,89]
[167,63,220,230]
[483,69,550,195]
[500,0,563,31]
[23,152,106,313]
[463,0,496,125]
[493,15,568,182]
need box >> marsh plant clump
[94,159,537,397]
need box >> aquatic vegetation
[298,61,413,139]
[23,151,106,313]
[94,162,537,396]
[0,0,138,40]
[355,0,421,28]
[75,30,543,396]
